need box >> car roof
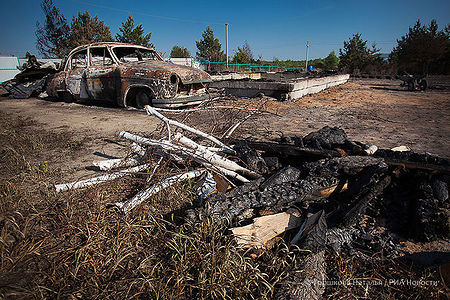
[68,42,155,56]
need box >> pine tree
[68,11,113,49]
[195,26,225,62]
[390,19,449,74]
[116,16,153,48]
[232,41,253,64]
[339,33,381,72]
[170,45,190,58]
[323,51,339,70]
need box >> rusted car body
[47,42,212,108]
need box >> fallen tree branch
[173,132,259,178]
[147,156,163,182]
[55,163,151,193]
[222,109,259,139]
[145,105,235,154]
[115,169,205,214]
[131,142,147,156]
[153,105,259,113]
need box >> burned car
[47,42,212,108]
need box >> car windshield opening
[113,47,160,63]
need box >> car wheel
[58,91,73,103]
[135,90,152,109]
[419,79,427,91]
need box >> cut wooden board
[231,211,303,248]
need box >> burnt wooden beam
[384,159,450,174]
[228,139,342,158]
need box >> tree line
[36,0,449,74]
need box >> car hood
[121,60,211,84]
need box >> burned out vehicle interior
[46,42,213,108]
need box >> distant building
[379,53,390,61]
[0,56,21,83]
[168,57,200,69]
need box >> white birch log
[119,131,257,178]
[116,170,205,214]
[174,133,258,178]
[145,105,235,154]
[55,163,151,193]
[154,150,185,164]
[131,142,147,156]
[119,131,250,183]
[199,161,249,183]
[93,157,143,171]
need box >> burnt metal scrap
[0,55,57,99]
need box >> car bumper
[152,93,219,108]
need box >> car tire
[135,90,152,109]
[419,79,427,91]
[58,91,73,103]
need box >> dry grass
[324,249,447,299]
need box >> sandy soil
[0,78,448,182]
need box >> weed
[67,139,82,150]
[33,160,49,174]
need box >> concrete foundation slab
[210,73,350,101]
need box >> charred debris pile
[55,108,449,298]
[0,56,57,99]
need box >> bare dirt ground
[0,78,448,179]
[0,98,161,181]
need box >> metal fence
[199,61,304,72]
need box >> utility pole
[225,23,229,67]
[305,41,309,70]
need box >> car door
[85,47,118,102]
[66,49,88,99]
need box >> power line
[70,0,225,25]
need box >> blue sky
[0,0,448,60]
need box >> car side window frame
[88,46,115,67]
[68,49,89,71]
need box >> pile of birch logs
[55,105,262,214]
